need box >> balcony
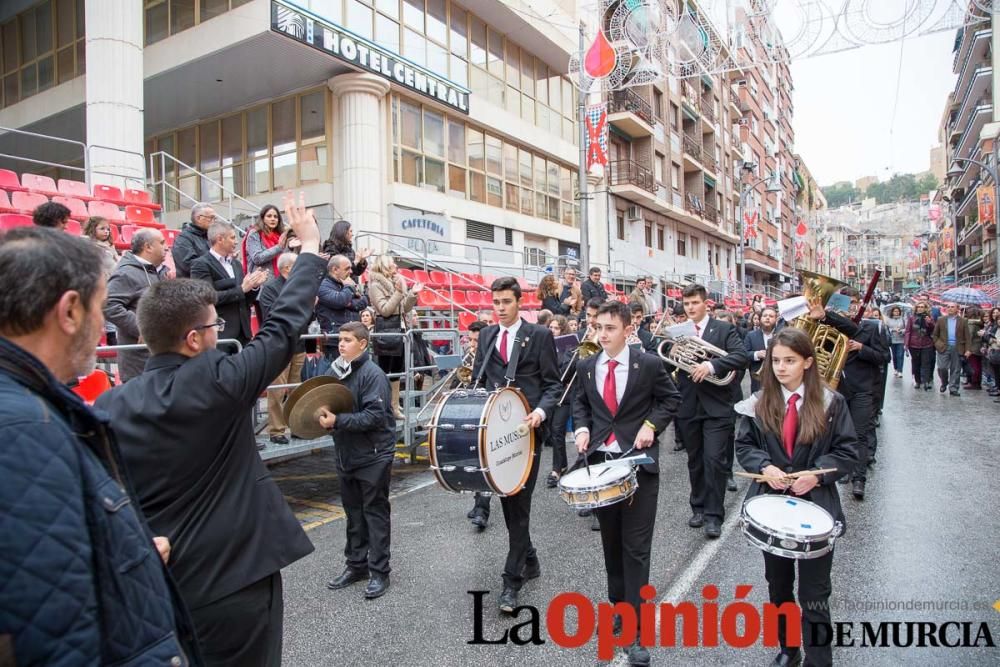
[700,98,716,126]
[704,203,718,223]
[953,66,992,132]
[953,28,991,89]
[702,150,718,174]
[608,159,655,193]
[954,103,992,159]
[683,133,704,170]
[608,90,655,137]
[959,219,984,246]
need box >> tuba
[656,336,737,386]
[791,270,850,390]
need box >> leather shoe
[769,650,801,667]
[950,390,961,397]
[688,513,705,528]
[627,642,651,666]
[704,518,722,539]
[522,558,541,580]
[939,383,947,393]
[727,475,737,492]
[327,567,369,590]
[924,383,933,391]
[269,434,289,445]
[470,511,488,530]
[578,508,592,517]
[364,573,389,599]
[672,440,685,451]
[852,480,866,500]
[498,586,518,613]
[546,472,559,488]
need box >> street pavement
[274,361,1000,666]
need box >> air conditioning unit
[627,205,643,222]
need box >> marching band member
[573,301,680,667]
[735,327,857,667]
[466,277,562,613]
[545,315,574,489]
[673,284,749,539]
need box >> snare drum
[428,387,535,496]
[557,462,637,510]
[740,495,843,559]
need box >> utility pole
[576,22,590,273]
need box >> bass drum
[428,387,535,496]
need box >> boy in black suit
[467,276,562,613]
[573,301,680,666]
[674,284,749,539]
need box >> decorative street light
[947,147,999,281]
[738,165,783,294]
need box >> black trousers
[189,573,283,667]
[677,414,734,520]
[593,462,658,630]
[909,347,935,385]
[843,390,871,481]
[547,403,571,474]
[763,551,834,667]
[340,457,393,576]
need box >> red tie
[694,323,701,337]
[783,394,799,458]
[500,329,509,364]
[603,360,619,446]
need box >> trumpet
[556,328,601,406]
[656,336,736,386]
[650,309,678,338]
[416,345,475,422]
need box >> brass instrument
[650,308,677,338]
[416,346,475,422]
[791,270,850,390]
[656,336,737,386]
[556,328,601,406]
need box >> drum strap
[503,334,523,387]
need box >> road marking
[285,496,343,513]
[295,476,439,532]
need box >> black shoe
[837,476,849,485]
[704,518,722,539]
[769,650,802,667]
[727,476,737,492]
[327,567,369,590]
[470,511,488,530]
[688,513,705,528]
[627,642,651,666]
[466,506,476,519]
[590,514,601,531]
[546,472,559,489]
[939,383,947,393]
[522,558,541,580]
[498,586,518,613]
[364,573,390,599]
[269,434,289,445]
[852,480,866,500]
[924,383,933,391]
[578,508,592,517]
[987,390,999,396]
[672,440,685,451]
[950,390,961,397]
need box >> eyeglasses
[189,318,225,335]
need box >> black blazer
[190,252,255,344]
[95,253,327,610]
[744,324,784,391]
[572,347,681,473]
[735,389,858,533]
[820,311,888,397]
[471,319,562,418]
[541,294,570,315]
[674,318,749,418]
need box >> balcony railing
[704,203,718,223]
[610,89,654,126]
[954,29,991,94]
[608,159,655,193]
[953,65,992,128]
[954,102,992,157]
[683,133,703,162]
[702,150,718,172]
[700,98,716,124]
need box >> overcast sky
[790,30,957,187]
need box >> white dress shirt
[758,328,775,360]
[780,383,805,407]
[496,318,546,422]
[575,346,630,453]
[692,315,710,338]
[210,248,235,279]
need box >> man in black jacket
[172,202,215,278]
[807,287,888,500]
[581,266,609,304]
[674,284,749,539]
[190,220,269,346]
[573,301,680,666]
[316,254,368,333]
[96,193,325,667]
[468,276,562,613]
[259,252,308,445]
[318,322,396,600]
[744,306,782,393]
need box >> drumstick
[597,444,637,477]
[734,468,838,482]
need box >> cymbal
[284,375,340,415]
[284,379,354,440]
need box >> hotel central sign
[271,1,470,114]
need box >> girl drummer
[734,327,858,667]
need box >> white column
[587,172,608,270]
[85,0,144,187]
[329,73,391,235]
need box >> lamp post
[738,169,783,295]
[947,144,1000,281]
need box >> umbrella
[940,287,993,306]
[880,302,912,316]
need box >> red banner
[743,211,758,240]
[978,185,994,226]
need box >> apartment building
[794,154,825,276]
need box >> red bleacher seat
[52,196,89,221]
[458,312,478,330]
[115,224,136,250]
[417,290,445,309]
[64,219,82,235]
[522,310,538,323]
[162,228,180,247]
[11,191,48,215]
[21,173,60,196]
[72,369,112,404]
[0,190,15,213]
[92,184,129,206]
[124,205,162,228]
[57,178,94,201]
[463,273,486,289]
[0,213,33,230]
[124,188,161,211]
[88,200,124,222]
[397,267,415,284]
[413,269,431,286]
[466,291,483,307]
[0,169,25,192]
[428,270,449,288]
[451,290,469,306]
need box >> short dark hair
[468,320,486,333]
[138,279,216,354]
[760,306,777,317]
[596,300,630,327]
[0,227,104,336]
[585,297,604,311]
[672,304,685,317]
[33,201,71,228]
[588,266,601,275]
[339,321,369,343]
[490,276,522,300]
[629,303,645,314]
[682,284,707,300]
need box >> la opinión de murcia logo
[468,586,997,660]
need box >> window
[677,232,687,257]
[144,0,250,47]
[644,222,652,247]
[2,0,85,108]
[657,226,665,251]
[691,236,700,260]
[617,212,625,240]
[653,90,663,121]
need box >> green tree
[822,181,861,207]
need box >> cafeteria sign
[272,1,469,114]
